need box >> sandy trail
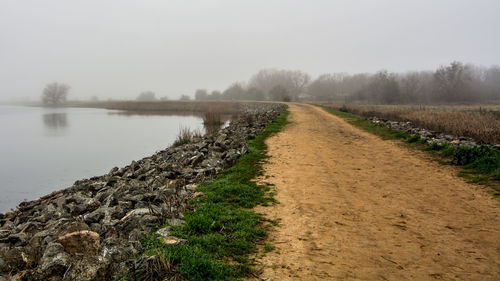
[254,103,500,280]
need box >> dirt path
[254,103,500,280]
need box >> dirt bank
[254,103,500,280]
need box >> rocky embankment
[0,103,286,281]
[369,116,500,150]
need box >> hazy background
[1,0,499,101]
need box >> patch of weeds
[407,135,422,143]
[425,142,449,152]
[452,146,498,165]
[263,243,275,252]
[458,172,490,185]
[441,146,455,157]
[138,109,290,281]
[493,170,500,181]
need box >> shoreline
[0,102,286,280]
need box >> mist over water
[0,105,203,212]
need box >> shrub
[452,146,496,166]
[407,135,422,143]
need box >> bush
[493,170,500,181]
[452,146,497,166]
[407,135,422,143]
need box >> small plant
[173,126,202,147]
[425,142,449,152]
[407,135,422,143]
[493,170,500,181]
[263,243,275,252]
[452,146,497,166]
[339,104,349,113]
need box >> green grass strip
[321,106,500,192]
[137,109,289,281]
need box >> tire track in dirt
[253,103,500,280]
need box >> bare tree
[179,94,191,101]
[433,61,471,102]
[222,83,246,100]
[194,89,208,100]
[136,91,157,101]
[287,70,310,100]
[248,69,309,100]
[41,82,70,106]
[269,85,290,101]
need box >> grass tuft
[173,126,203,147]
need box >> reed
[66,100,242,115]
[173,126,203,147]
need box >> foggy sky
[1,0,499,101]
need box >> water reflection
[42,113,68,133]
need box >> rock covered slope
[0,103,286,281]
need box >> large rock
[38,242,70,278]
[56,230,100,255]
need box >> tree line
[195,62,500,104]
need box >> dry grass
[203,111,223,126]
[66,101,242,115]
[173,126,203,147]
[203,111,225,136]
[319,103,500,144]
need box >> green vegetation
[137,110,289,280]
[322,107,500,192]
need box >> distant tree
[222,83,246,100]
[433,61,471,102]
[41,82,70,106]
[179,94,191,101]
[136,91,157,101]
[484,66,500,100]
[398,71,434,103]
[248,69,309,101]
[287,70,311,100]
[209,90,222,101]
[308,74,341,101]
[269,85,290,101]
[372,71,400,104]
[90,95,99,101]
[195,89,208,100]
[246,87,265,100]
[159,96,169,101]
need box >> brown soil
[253,103,500,280]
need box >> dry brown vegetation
[319,103,500,144]
[66,100,242,115]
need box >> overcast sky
[1,0,499,101]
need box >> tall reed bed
[68,101,242,115]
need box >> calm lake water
[0,105,204,212]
